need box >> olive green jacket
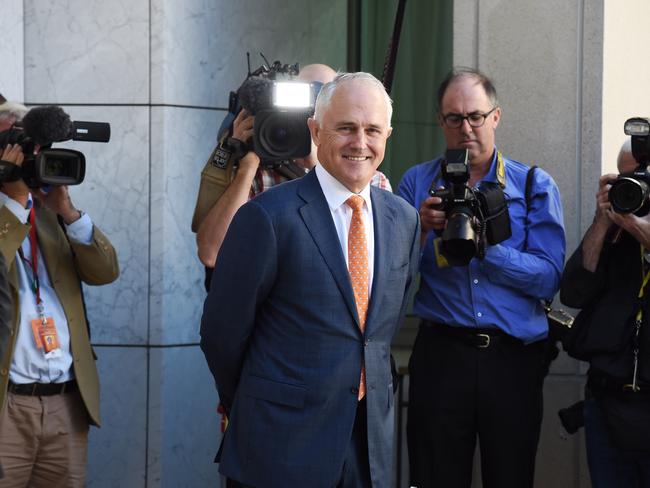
[0,202,119,426]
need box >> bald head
[618,138,637,173]
[298,64,337,84]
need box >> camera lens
[255,110,311,160]
[441,211,478,266]
[609,177,649,214]
[268,126,292,149]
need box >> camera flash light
[624,118,650,137]
[274,82,311,109]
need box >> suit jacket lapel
[366,187,395,333]
[298,171,360,326]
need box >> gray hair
[313,72,393,125]
[0,101,28,123]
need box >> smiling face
[308,79,392,193]
[439,76,500,168]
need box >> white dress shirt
[0,192,93,384]
[314,165,375,295]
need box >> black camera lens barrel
[609,176,650,215]
[254,110,311,160]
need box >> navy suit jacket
[200,169,420,488]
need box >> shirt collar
[315,164,372,212]
[481,148,499,184]
[0,191,33,209]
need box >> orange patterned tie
[346,195,368,400]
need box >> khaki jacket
[0,202,119,426]
[191,145,235,232]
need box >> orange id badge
[31,317,60,353]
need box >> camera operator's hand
[609,209,650,250]
[231,109,260,172]
[0,143,29,207]
[419,195,447,245]
[583,172,639,272]
[34,186,81,224]
[594,173,618,229]
[232,109,255,147]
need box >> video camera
[230,57,322,163]
[0,105,110,187]
[609,117,650,215]
[429,149,511,266]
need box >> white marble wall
[24,0,149,104]
[0,0,24,102]
[22,0,346,485]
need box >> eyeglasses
[440,107,497,129]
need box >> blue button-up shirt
[397,150,566,343]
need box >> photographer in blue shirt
[397,67,566,488]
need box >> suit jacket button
[350,387,359,395]
[0,369,7,376]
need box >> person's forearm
[196,164,257,267]
[581,218,610,273]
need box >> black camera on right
[609,117,650,215]
[429,149,511,266]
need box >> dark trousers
[407,323,546,488]
[337,398,371,488]
[584,397,650,487]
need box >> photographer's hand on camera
[419,195,446,245]
[581,172,650,272]
[596,173,618,226]
[231,109,254,147]
[34,186,82,224]
[0,143,29,207]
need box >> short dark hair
[437,67,498,113]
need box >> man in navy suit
[200,72,420,488]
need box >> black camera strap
[524,165,538,248]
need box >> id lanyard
[627,244,650,392]
[18,207,47,322]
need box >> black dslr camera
[233,57,322,163]
[0,105,110,188]
[429,149,511,266]
[608,117,650,215]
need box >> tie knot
[345,195,364,212]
